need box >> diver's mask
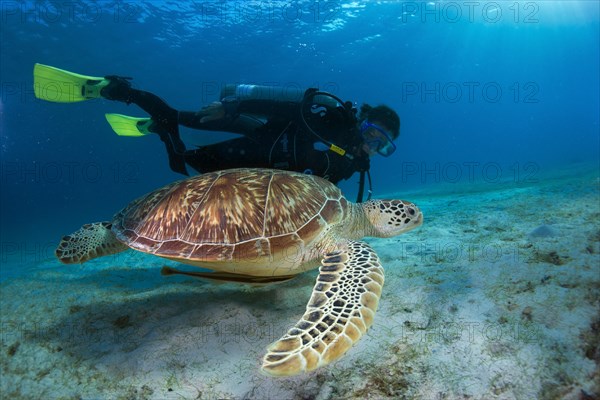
[360,121,397,157]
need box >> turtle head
[361,199,423,238]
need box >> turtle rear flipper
[56,222,128,264]
[261,240,384,376]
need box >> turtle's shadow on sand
[33,264,317,373]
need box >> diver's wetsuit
[107,85,370,184]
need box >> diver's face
[360,120,397,157]
[362,142,379,157]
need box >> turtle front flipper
[55,222,128,264]
[262,240,384,376]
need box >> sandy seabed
[1,167,599,400]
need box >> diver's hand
[197,102,225,123]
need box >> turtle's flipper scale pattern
[261,240,384,376]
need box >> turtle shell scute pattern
[111,169,346,261]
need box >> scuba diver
[33,63,400,202]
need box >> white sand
[1,168,598,399]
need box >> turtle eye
[408,208,415,216]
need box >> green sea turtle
[55,168,422,376]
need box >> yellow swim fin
[105,113,154,137]
[33,63,110,103]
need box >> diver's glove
[197,101,225,123]
[101,75,133,102]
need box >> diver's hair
[358,104,400,138]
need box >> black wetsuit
[107,84,370,184]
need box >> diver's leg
[149,123,188,176]
[101,79,178,127]
[101,79,188,175]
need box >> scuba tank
[221,84,305,103]
[220,84,340,108]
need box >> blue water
[1,1,599,267]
